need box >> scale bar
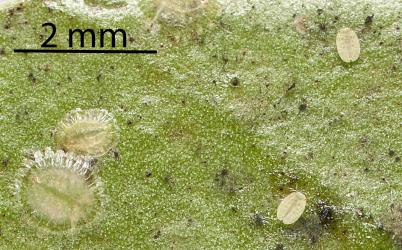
[14,49,157,54]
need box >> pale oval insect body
[44,0,142,20]
[277,191,307,225]
[0,0,25,10]
[293,15,307,34]
[151,0,209,27]
[16,148,103,229]
[336,27,360,63]
[55,108,119,157]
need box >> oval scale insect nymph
[16,148,102,230]
[336,27,361,63]
[277,191,307,225]
[54,108,119,157]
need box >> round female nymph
[54,108,119,157]
[16,148,103,229]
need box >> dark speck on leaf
[2,159,9,167]
[360,136,369,144]
[287,82,296,91]
[388,150,395,157]
[96,73,102,82]
[299,103,307,112]
[16,4,24,11]
[42,64,51,71]
[333,16,340,23]
[145,171,152,177]
[275,243,284,250]
[230,205,238,212]
[214,168,228,187]
[113,150,119,159]
[317,201,335,226]
[252,212,266,226]
[28,73,36,83]
[317,9,323,15]
[230,77,240,87]
[222,55,229,65]
[396,156,400,162]
[153,230,161,239]
[365,14,374,26]
[220,168,229,176]
[8,9,15,16]
[319,23,327,31]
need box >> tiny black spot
[27,72,36,83]
[364,14,374,26]
[275,243,284,250]
[42,64,51,71]
[126,120,133,126]
[333,16,340,23]
[2,159,9,167]
[222,55,229,65]
[187,218,194,227]
[252,212,266,226]
[8,9,15,17]
[220,168,229,176]
[363,167,369,172]
[388,149,395,157]
[16,4,24,11]
[317,9,324,15]
[145,171,152,177]
[319,23,327,31]
[299,103,307,112]
[113,150,120,159]
[153,230,161,239]
[96,73,102,82]
[317,201,335,226]
[360,136,369,144]
[230,77,240,87]
[287,82,296,91]
[396,156,401,162]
